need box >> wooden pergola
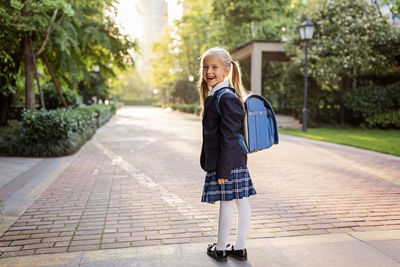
[231,40,289,94]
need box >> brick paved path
[1,106,399,258]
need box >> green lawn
[279,128,400,156]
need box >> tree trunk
[42,53,68,108]
[339,76,351,125]
[23,33,35,112]
[29,37,45,109]
[0,93,12,126]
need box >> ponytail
[230,60,246,103]
[197,78,209,114]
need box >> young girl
[198,47,257,262]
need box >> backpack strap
[215,88,235,115]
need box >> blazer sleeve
[216,93,244,179]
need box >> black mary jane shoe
[207,243,228,262]
[226,245,248,261]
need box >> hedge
[344,81,400,128]
[0,104,117,157]
[42,83,81,109]
[119,98,156,106]
[170,104,201,116]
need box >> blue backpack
[216,88,279,154]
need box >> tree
[150,0,220,104]
[211,0,293,49]
[0,1,74,111]
[0,0,137,124]
[35,0,136,104]
[150,25,178,105]
[381,0,400,17]
[286,0,400,124]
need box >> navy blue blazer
[200,87,247,179]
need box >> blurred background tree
[0,0,137,125]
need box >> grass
[279,127,400,156]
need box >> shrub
[366,109,400,128]
[42,83,81,109]
[170,104,201,115]
[119,98,156,106]
[0,104,117,157]
[80,104,116,126]
[344,81,400,128]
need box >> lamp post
[93,65,100,104]
[299,18,315,132]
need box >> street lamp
[93,65,100,104]
[299,18,315,132]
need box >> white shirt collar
[208,80,230,96]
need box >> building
[139,0,168,67]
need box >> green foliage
[344,81,400,128]
[212,0,293,49]
[367,110,400,128]
[0,0,137,113]
[381,0,400,16]
[279,127,400,156]
[282,0,400,126]
[21,108,96,143]
[44,0,137,97]
[109,70,153,101]
[119,98,157,106]
[151,1,218,103]
[0,104,117,156]
[287,0,400,90]
[170,104,201,116]
[80,104,117,127]
[42,83,81,109]
[171,80,198,104]
[0,14,21,96]
[280,63,340,125]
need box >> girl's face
[202,55,230,88]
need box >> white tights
[216,197,250,250]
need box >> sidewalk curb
[0,230,399,267]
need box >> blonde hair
[197,47,246,113]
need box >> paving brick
[1,249,34,257]
[8,225,37,231]
[72,234,101,241]
[308,224,333,229]
[327,228,353,233]
[0,235,30,241]
[23,243,53,250]
[282,225,310,231]
[0,241,11,247]
[42,236,72,243]
[131,240,162,247]
[68,244,99,252]
[11,238,42,246]
[162,238,191,245]
[100,242,131,249]
[275,231,303,237]
[0,246,22,252]
[55,241,70,247]
[102,232,130,239]
[2,106,399,258]
[301,229,329,235]
[70,239,100,246]
[36,247,68,254]
[332,222,360,228]
[74,230,102,236]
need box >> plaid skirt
[201,165,257,204]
